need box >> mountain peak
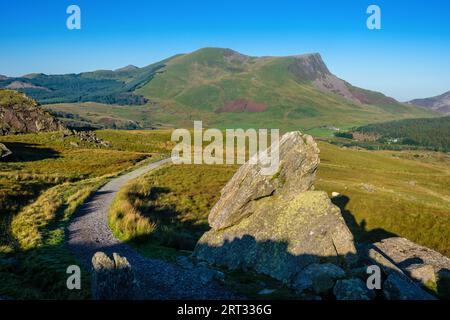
[22,73,46,79]
[192,47,247,56]
[115,65,139,72]
[287,52,331,81]
[292,52,322,58]
[187,47,250,60]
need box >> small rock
[360,183,375,193]
[258,288,276,295]
[383,273,436,300]
[348,266,371,280]
[196,261,210,268]
[333,278,375,300]
[91,252,136,300]
[0,143,12,159]
[69,141,79,147]
[331,192,340,198]
[292,263,346,294]
[176,256,194,270]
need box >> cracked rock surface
[194,132,357,287]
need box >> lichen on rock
[193,131,357,289]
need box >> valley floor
[0,129,449,299]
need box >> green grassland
[316,143,450,256]
[0,47,445,299]
[1,177,106,299]
[43,102,157,130]
[1,127,449,299]
[109,140,450,259]
[0,130,173,298]
[109,164,238,259]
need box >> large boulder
[208,131,320,230]
[193,132,357,287]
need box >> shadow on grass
[73,188,450,299]
[0,180,55,251]
[1,142,60,162]
[3,187,446,300]
[129,186,210,251]
[331,194,449,298]
[331,195,397,244]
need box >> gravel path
[66,158,239,299]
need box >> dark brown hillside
[0,89,63,135]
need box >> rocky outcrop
[194,132,358,290]
[64,129,111,148]
[208,131,321,230]
[368,237,450,298]
[313,74,361,104]
[91,252,137,300]
[0,89,63,135]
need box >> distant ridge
[408,91,450,115]
[0,47,435,130]
[115,65,139,72]
[22,73,45,79]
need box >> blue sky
[0,0,449,101]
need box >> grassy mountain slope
[134,48,434,130]
[19,47,435,131]
[107,137,450,259]
[0,58,177,105]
